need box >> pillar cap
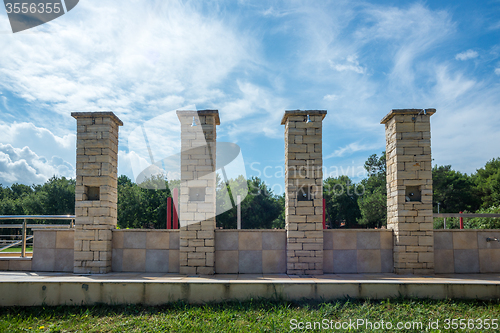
[281,110,327,125]
[380,109,436,124]
[176,110,220,125]
[71,112,123,126]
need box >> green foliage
[357,152,387,228]
[0,299,499,332]
[323,175,361,228]
[432,165,480,213]
[474,158,500,208]
[465,206,500,229]
[216,177,283,229]
[117,174,172,229]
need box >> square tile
[111,249,123,272]
[357,250,381,273]
[146,232,169,250]
[169,232,180,250]
[56,231,74,249]
[380,249,393,273]
[380,231,393,249]
[478,231,500,249]
[323,231,333,250]
[239,232,262,251]
[8,259,31,271]
[454,249,479,273]
[262,250,286,273]
[332,232,357,250]
[112,231,124,249]
[323,250,333,273]
[34,231,56,249]
[169,250,179,273]
[54,249,74,272]
[434,231,453,249]
[434,249,454,273]
[215,250,238,274]
[122,249,146,272]
[123,232,147,249]
[145,249,169,273]
[262,232,286,250]
[239,250,262,274]
[32,248,56,271]
[0,261,8,271]
[332,249,357,273]
[452,231,478,249]
[215,231,238,251]
[479,249,500,273]
[357,232,381,250]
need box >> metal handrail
[434,213,500,229]
[0,215,75,257]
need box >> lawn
[0,247,33,253]
[0,298,499,332]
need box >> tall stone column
[177,110,219,275]
[72,112,122,274]
[282,110,327,275]
[381,109,435,275]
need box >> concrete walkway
[1,272,499,305]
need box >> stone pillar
[282,110,327,275]
[381,109,435,275]
[177,110,219,275]
[72,112,122,274]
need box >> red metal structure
[167,197,172,229]
[460,211,464,229]
[173,188,179,229]
[323,198,326,229]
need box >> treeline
[2,154,500,229]
[323,153,500,229]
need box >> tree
[433,165,480,213]
[323,175,361,228]
[357,152,387,228]
[474,158,500,209]
[216,177,283,229]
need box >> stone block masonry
[381,109,435,275]
[282,110,327,275]
[72,112,123,274]
[177,110,220,275]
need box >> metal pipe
[21,218,27,258]
[460,211,464,229]
[237,195,241,230]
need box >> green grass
[0,298,499,332]
[0,247,33,253]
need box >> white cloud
[323,94,339,101]
[455,49,479,61]
[0,0,256,126]
[0,122,76,186]
[0,143,74,186]
[495,68,500,75]
[325,142,378,159]
[329,55,365,74]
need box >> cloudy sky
[0,0,499,192]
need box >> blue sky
[0,0,499,194]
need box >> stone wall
[72,112,123,274]
[434,230,500,274]
[111,230,179,273]
[381,109,435,274]
[282,110,327,275]
[214,230,286,274]
[31,229,74,272]
[323,230,393,273]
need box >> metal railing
[0,215,75,257]
[434,213,500,229]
